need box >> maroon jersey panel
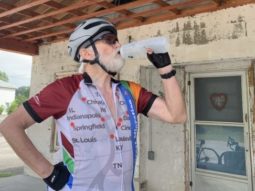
[23,74,83,122]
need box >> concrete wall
[27,3,255,190]
[138,65,186,191]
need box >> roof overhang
[0,0,254,56]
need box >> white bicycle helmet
[68,17,117,62]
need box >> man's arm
[147,65,186,123]
[146,51,187,124]
[0,105,53,178]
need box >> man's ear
[79,47,94,60]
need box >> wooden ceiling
[0,0,254,56]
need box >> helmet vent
[84,21,109,30]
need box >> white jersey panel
[54,80,133,191]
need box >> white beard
[99,51,125,73]
[78,62,85,73]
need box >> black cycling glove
[43,162,70,191]
[147,52,171,68]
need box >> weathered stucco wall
[118,5,255,190]
[27,3,255,190]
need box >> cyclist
[0,17,186,191]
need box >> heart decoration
[210,93,227,111]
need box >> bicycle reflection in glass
[196,137,246,175]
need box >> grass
[0,172,14,178]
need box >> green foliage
[16,86,30,98]
[0,105,4,115]
[0,70,9,82]
[15,86,30,106]
[0,172,14,178]
[6,86,30,114]
[6,101,19,114]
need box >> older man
[0,17,186,191]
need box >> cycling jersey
[23,73,157,191]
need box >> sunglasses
[97,33,119,45]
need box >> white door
[190,72,253,191]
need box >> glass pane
[195,76,243,122]
[196,125,246,176]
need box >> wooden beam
[213,0,255,8]
[0,0,100,31]
[0,38,38,55]
[0,20,36,37]
[154,0,169,6]
[210,0,224,6]
[26,28,74,42]
[117,2,218,29]
[0,2,49,20]
[24,0,206,42]
[18,0,255,43]
[44,1,85,16]
[4,0,253,44]
[5,0,157,38]
[98,1,145,22]
[0,1,61,34]
[117,0,255,29]
[154,0,185,14]
[112,0,204,23]
[0,0,51,19]
[98,1,135,16]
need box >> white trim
[243,70,253,191]
[185,59,252,73]
[195,170,248,182]
[194,121,244,127]
[175,57,254,68]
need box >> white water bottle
[120,36,169,59]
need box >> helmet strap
[81,40,116,76]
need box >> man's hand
[147,51,171,68]
[43,162,70,190]
[145,49,186,124]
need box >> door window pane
[195,76,242,122]
[196,125,246,176]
